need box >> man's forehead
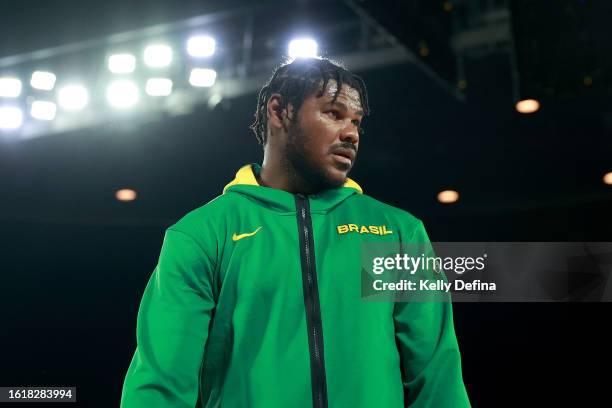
[319,80,363,112]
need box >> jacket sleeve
[121,227,216,407]
[393,220,471,407]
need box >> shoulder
[348,193,423,227]
[349,194,434,243]
[164,193,240,247]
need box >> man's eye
[326,110,340,119]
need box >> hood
[223,163,363,214]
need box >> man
[121,57,470,407]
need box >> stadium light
[144,44,173,68]
[0,77,22,98]
[288,38,318,59]
[30,71,56,91]
[115,188,137,202]
[187,35,216,57]
[437,190,459,204]
[189,68,217,87]
[604,172,612,186]
[58,85,89,111]
[106,80,139,108]
[108,53,136,74]
[0,106,23,129]
[515,99,540,114]
[31,100,57,121]
[145,78,173,96]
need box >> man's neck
[259,156,318,195]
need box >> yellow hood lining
[223,164,363,194]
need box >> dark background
[1,1,611,406]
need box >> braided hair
[250,57,370,146]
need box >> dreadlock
[250,57,370,146]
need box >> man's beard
[281,120,345,193]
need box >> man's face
[283,81,364,191]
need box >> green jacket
[121,163,470,407]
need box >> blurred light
[604,172,612,185]
[30,100,57,121]
[515,99,540,114]
[288,38,318,59]
[437,190,459,204]
[58,85,89,110]
[107,80,139,108]
[207,92,223,109]
[583,76,593,87]
[0,106,23,129]
[116,188,137,202]
[108,53,136,74]
[189,68,217,87]
[145,78,173,96]
[443,1,454,12]
[144,44,173,68]
[187,35,216,57]
[30,71,56,91]
[0,77,22,97]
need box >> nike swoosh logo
[232,226,262,242]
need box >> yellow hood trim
[223,164,363,194]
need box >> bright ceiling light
[144,44,173,68]
[187,35,216,57]
[0,106,23,129]
[288,38,318,59]
[30,71,56,91]
[0,77,22,97]
[106,80,139,108]
[108,53,136,74]
[189,68,217,87]
[116,189,137,202]
[437,190,460,204]
[603,172,612,186]
[30,100,57,121]
[58,85,89,110]
[145,78,173,96]
[515,99,540,114]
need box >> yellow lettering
[338,223,393,236]
[382,225,393,235]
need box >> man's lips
[331,147,356,163]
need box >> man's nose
[339,121,359,145]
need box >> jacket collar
[223,163,363,213]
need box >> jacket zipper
[295,194,328,408]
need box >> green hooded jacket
[121,163,470,407]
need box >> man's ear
[267,93,291,132]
